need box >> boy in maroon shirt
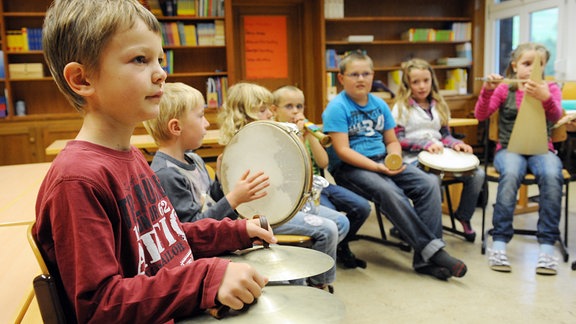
[34,1,276,322]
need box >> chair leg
[352,204,411,252]
[442,182,475,242]
[481,181,489,255]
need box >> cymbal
[180,286,346,323]
[220,244,334,282]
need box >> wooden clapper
[507,53,549,155]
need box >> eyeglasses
[344,72,374,80]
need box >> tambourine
[417,148,479,179]
[219,120,313,227]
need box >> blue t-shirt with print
[322,91,396,173]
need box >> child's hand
[427,143,444,154]
[292,113,306,134]
[217,262,268,310]
[452,143,473,153]
[226,170,270,209]
[484,73,503,91]
[375,162,406,176]
[246,218,277,245]
[523,79,551,102]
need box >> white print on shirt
[134,203,193,275]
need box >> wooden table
[0,163,51,226]
[449,118,478,127]
[0,163,51,323]
[45,130,221,156]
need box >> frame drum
[418,148,479,178]
[220,121,312,227]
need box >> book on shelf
[0,95,6,118]
[324,0,344,19]
[432,30,454,41]
[197,22,216,46]
[206,76,228,108]
[445,68,468,95]
[182,24,198,46]
[8,63,44,79]
[347,35,374,43]
[387,70,403,95]
[326,72,338,101]
[214,20,225,45]
[456,42,473,63]
[162,50,174,74]
[452,22,472,41]
[436,57,472,66]
[0,51,4,79]
[177,0,196,16]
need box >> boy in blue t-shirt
[322,52,467,280]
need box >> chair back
[562,82,576,100]
[27,223,68,324]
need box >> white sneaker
[536,253,558,275]
[488,249,511,272]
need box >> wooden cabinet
[321,0,485,114]
[0,0,227,165]
[0,0,485,166]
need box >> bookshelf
[322,0,485,121]
[0,0,229,165]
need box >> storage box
[401,28,434,42]
[9,63,43,79]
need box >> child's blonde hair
[218,82,273,145]
[505,42,550,91]
[394,58,450,126]
[338,51,374,74]
[272,85,304,106]
[43,0,161,112]
[143,82,205,144]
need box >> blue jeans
[332,159,445,269]
[274,205,349,285]
[320,183,371,242]
[492,149,563,245]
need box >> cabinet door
[0,124,38,165]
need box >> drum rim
[417,148,479,172]
[220,120,313,227]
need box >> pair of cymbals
[219,244,335,282]
[179,286,346,323]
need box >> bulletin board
[243,16,288,79]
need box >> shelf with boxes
[322,0,484,107]
[0,1,73,120]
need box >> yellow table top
[45,119,477,156]
[448,118,478,127]
[0,163,51,226]
[45,129,221,156]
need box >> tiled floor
[333,181,576,324]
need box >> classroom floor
[332,181,576,324]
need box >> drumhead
[220,121,312,227]
[417,148,479,173]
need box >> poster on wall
[244,16,288,79]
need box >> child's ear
[63,62,94,96]
[167,118,182,135]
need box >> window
[485,0,568,79]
